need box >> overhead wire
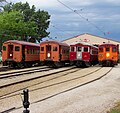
[50,22,75,38]
[57,0,106,36]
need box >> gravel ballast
[9,64,120,113]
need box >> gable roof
[62,33,120,45]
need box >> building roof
[62,33,120,45]
[4,40,40,47]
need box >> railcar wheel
[17,62,24,68]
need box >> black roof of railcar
[3,40,40,47]
[40,40,69,47]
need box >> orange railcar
[40,40,70,67]
[98,43,119,66]
[2,40,40,68]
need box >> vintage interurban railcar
[40,40,69,68]
[2,40,40,68]
[69,42,98,67]
[98,43,119,66]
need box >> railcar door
[22,45,25,61]
[8,45,13,59]
[77,46,82,59]
[46,45,51,59]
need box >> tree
[0,0,7,12]
[1,2,50,43]
[32,9,50,42]
[0,11,37,50]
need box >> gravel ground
[11,64,120,113]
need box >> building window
[3,46,6,51]
[15,46,20,51]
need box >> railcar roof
[3,40,40,47]
[40,40,69,47]
[70,41,98,48]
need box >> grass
[107,102,120,113]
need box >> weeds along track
[0,66,113,113]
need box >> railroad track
[0,66,113,113]
[0,66,52,80]
[0,66,12,72]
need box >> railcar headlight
[78,54,80,57]
[47,53,50,58]
[10,54,12,56]
[106,53,110,57]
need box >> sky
[8,0,120,42]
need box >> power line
[50,22,75,36]
[57,0,106,36]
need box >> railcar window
[3,46,6,51]
[30,49,32,54]
[71,47,74,52]
[47,46,51,51]
[53,47,57,51]
[37,50,40,54]
[112,47,116,52]
[84,47,88,52]
[106,47,110,52]
[41,47,44,51]
[15,46,20,51]
[99,48,103,52]
[77,47,82,52]
[33,49,35,54]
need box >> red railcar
[40,40,69,68]
[2,40,40,68]
[69,42,98,67]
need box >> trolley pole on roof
[22,89,30,113]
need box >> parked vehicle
[98,43,119,66]
[40,40,69,68]
[69,42,98,67]
[2,40,40,68]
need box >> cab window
[3,46,6,51]
[71,47,74,52]
[77,47,82,52]
[106,47,110,52]
[112,47,116,52]
[53,47,57,51]
[84,47,88,52]
[41,47,44,51]
[15,46,20,51]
